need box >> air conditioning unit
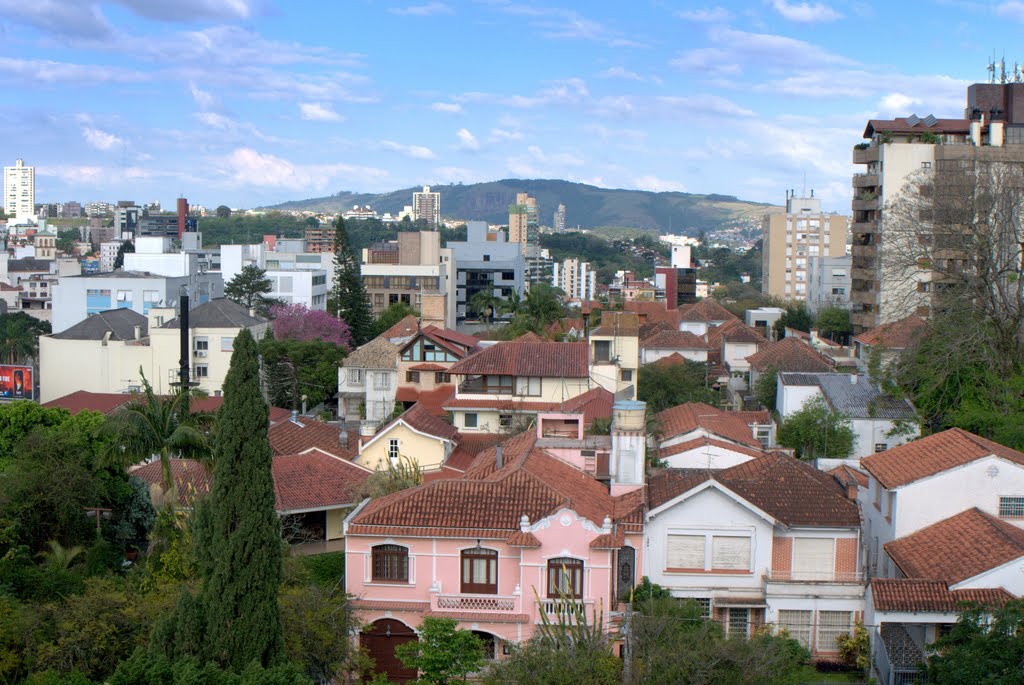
[194,350,207,358]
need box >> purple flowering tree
[269,304,353,350]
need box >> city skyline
[3,0,1020,212]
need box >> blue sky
[3,0,1018,214]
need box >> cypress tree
[331,216,374,346]
[200,329,285,669]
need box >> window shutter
[711,536,750,570]
[793,538,835,580]
[666,535,705,569]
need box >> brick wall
[771,536,791,575]
[834,537,858,578]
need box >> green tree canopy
[470,290,501,324]
[925,599,1024,684]
[394,616,484,685]
[259,336,346,410]
[776,396,854,460]
[225,264,276,317]
[215,205,231,218]
[113,240,134,270]
[814,306,852,343]
[371,302,419,338]
[638,360,720,414]
[753,366,778,413]
[773,301,813,339]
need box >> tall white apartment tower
[4,158,35,223]
[412,185,440,226]
[552,257,596,302]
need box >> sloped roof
[395,385,455,416]
[679,298,738,323]
[705,319,766,351]
[349,430,645,539]
[884,508,1024,583]
[861,428,1024,489]
[816,374,917,420]
[641,330,711,350]
[652,352,688,367]
[656,436,766,462]
[129,459,212,507]
[8,258,52,272]
[161,298,265,329]
[447,341,589,378]
[561,386,616,425]
[864,118,971,138]
[654,403,761,448]
[747,338,834,373]
[379,314,419,341]
[51,308,148,341]
[419,325,479,354]
[853,314,927,349]
[514,331,547,343]
[592,311,640,337]
[268,416,355,459]
[871,579,1013,613]
[44,390,136,414]
[647,453,860,527]
[342,337,399,369]
[829,464,869,489]
[639,320,675,341]
[395,403,459,441]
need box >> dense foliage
[776,396,854,459]
[260,335,347,410]
[924,600,1024,684]
[694,240,762,287]
[270,303,352,348]
[395,617,484,684]
[0,312,51,365]
[224,265,277,317]
[329,217,374,346]
[754,366,778,413]
[772,301,812,339]
[814,306,852,343]
[638,360,720,414]
[541,232,669,281]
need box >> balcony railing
[765,570,864,583]
[536,598,595,624]
[432,593,519,613]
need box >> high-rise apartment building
[4,158,35,223]
[851,81,1024,332]
[552,258,596,302]
[553,203,566,232]
[412,185,440,226]
[508,192,538,244]
[761,192,848,303]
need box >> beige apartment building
[360,230,456,328]
[762,192,848,302]
[508,192,538,244]
[412,185,440,226]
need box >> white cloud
[220,147,387,191]
[114,0,255,21]
[189,82,216,109]
[432,166,482,184]
[998,1,1024,20]
[456,77,590,109]
[389,2,453,16]
[0,0,111,38]
[670,48,740,75]
[879,92,921,112]
[490,128,524,141]
[197,112,234,129]
[0,57,146,84]
[770,0,843,22]
[82,126,123,151]
[380,140,436,159]
[431,102,463,113]
[456,128,480,151]
[597,66,661,84]
[299,102,343,122]
[495,4,647,48]
[676,6,732,22]
[709,27,854,69]
[527,145,584,167]
[633,175,686,192]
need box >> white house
[337,337,400,427]
[645,454,864,661]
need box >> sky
[3,0,1020,214]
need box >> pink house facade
[344,403,647,682]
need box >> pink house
[344,402,648,682]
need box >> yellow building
[588,311,640,400]
[356,403,458,472]
[762,192,848,302]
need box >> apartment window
[921,161,932,169]
[832,287,846,296]
[406,371,420,383]
[874,481,882,510]
[116,290,132,308]
[371,544,409,582]
[621,369,633,382]
[373,373,391,390]
[194,364,209,378]
[690,597,712,617]
[461,547,498,594]
[348,369,364,385]
[388,439,400,462]
[434,372,451,384]
[817,611,852,653]
[312,274,327,286]
[499,414,513,429]
[666,534,704,570]
[194,337,209,352]
[464,413,478,428]
[594,340,611,362]
[727,608,750,638]
[792,538,835,581]
[483,254,490,262]
[547,557,583,598]
[501,271,514,281]
[778,610,812,648]
[874,443,888,453]
[515,376,541,397]
[221,337,234,352]
[999,497,1024,518]
[711,536,751,571]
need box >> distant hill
[265,179,779,233]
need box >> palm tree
[499,288,522,318]
[470,290,501,324]
[100,370,214,498]
[524,284,566,331]
[0,312,50,364]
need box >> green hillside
[266,179,777,233]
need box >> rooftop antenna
[1016,63,1022,83]
[802,172,807,198]
[1001,55,1008,84]
[988,55,996,84]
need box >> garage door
[360,619,419,684]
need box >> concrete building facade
[762,192,848,303]
[4,158,35,224]
[806,255,852,314]
[360,230,456,328]
[412,185,440,226]
[446,221,525,321]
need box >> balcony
[852,173,879,188]
[536,598,596,624]
[852,145,879,165]
[851,244,877,259]
[431,593,520,614]
[852,197,880,211]
[851,267,876,281]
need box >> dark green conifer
[330,216,374,346]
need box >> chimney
[495,444,503,469]
[338,419,349,449]
[133,324,141,340]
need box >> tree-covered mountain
[265,179,776,233]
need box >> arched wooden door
[360,618,419,683]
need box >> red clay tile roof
[396,403,458,441]
[747,338,835,373]
[448,341,589,378]
[733,410,771,424]
[656,437,766,462]
[829,464,869,489]
[131,451,369,511]
[853,314,927,349]
[652,352,688,367]
[647,453,861,527]
[395,385,455,416]
[654,403,761,448]
[871,579,1014,613]
[506,530,542,547]
[378,314,420,341]
[445,433,508,473]
[641,330,711,350]
[679,298,739,323]
[44,390,135,415]
[590,531,625,548]
[592,311,640,337]
[419,325,480,352]
[705,319,767,352]
[408,362,448,372]
[561,386,616,425]
[639,320,676,341]
[884,508,1024,583]
[268,417,355,459]
[861,428,1024,489]
[349,430,644,538]
[445,386,612,426]
[514,331,548,343]
[271,448,370,511]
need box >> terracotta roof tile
[506,531,542,547]
[829,464,869,489]
[861,428,1024,489]
[419,325,480,352]
[343,337,399,369]
[853,314,927,349]
[657,436,766,462]
[129,459,213,508]
[44,390,135,415]
[641,330,711,350]
[590,532,625,548]
[648,452,860,527]
[448,341,589,378]
[654,403,762,448]
[396,385,455,416]
[396,403,458,441]
[884,508,1024,583]
[378,315,420,341]
[514,331,547,343]
[592,312,640,337]
[652,353,688,367]
[679,299,739,323]
[268,417,355,459]
[638,320,676,341]
[871,579,1013,613]
[747,338,835,373]
[408,362,448,372]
